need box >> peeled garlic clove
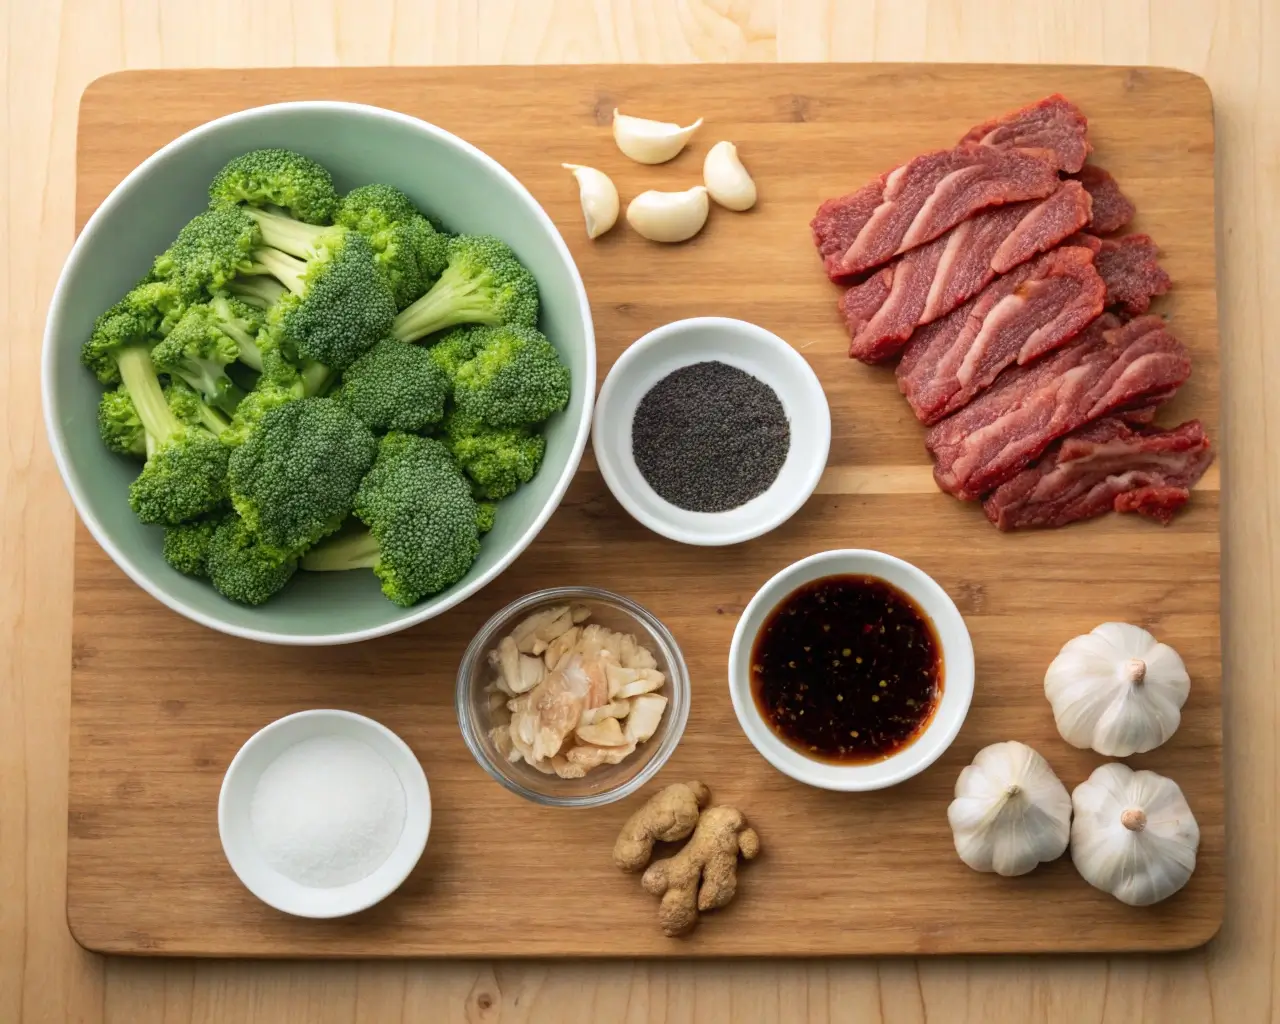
[562,163,618,240]
[703,141,757,211]
[612,109,703,165]
[626,186,710,243]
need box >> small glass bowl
[456,586,690,808]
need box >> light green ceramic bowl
[43,101,595,645]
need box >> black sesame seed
[631,360,790,513]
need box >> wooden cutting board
[67,65,1222,957]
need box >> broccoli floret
[252,228,396,370]
[151,206,266,291]
[402,214,450,287]
[225,274,288,311]
[441,409,546,500]
[219,380,302,449]
[336,184,418,238]
[390,235,539,342]
[300,433,480,606]
[450,323,570,427]
[205,515,298,605]
[334,338,450,433]
[227,397,377,560]
[163,515,224,578]
[334,186,448,308]
[207,293,269,370]
[98,385,147,458]
[165,379,231,436]
[152,306,246,415]
[209,149,339,225]
[476,502,496,535]
[128,428,230,526]
[425,325,485,381]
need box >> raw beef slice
[960,94,1092,173]
[926,315,1193,500]
[811,144,1061,281]
[841,182,1092,363]
[983,418,1213,529]
[1072,165,1135,234]
[897,246,1107,424]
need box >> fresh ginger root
[612,781,711,872]
[640,805,761,936]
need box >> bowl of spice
[592,317,830,546]
[218,709,430,918]
[728,550,974,792]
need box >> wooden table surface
[2,1,1274,1021]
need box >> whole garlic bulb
[947,741,1072,876]
[1071,763,1200,906]
[1045,622,1189,756]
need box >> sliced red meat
[1094,235,1171,314]
[841,182,1092,363]
[896,246,1106,424]
[959,94,1091,173]
[812,144,1061,281]
[926,315,1193,500]
[982,418,1213,529]
[1073,165,1135,234]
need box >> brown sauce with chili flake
[750,574,943,763]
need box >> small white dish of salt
[219,709,430,918]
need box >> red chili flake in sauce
[750,574,943,763]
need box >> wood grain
[65,64,1222,958]
[4,1,1277,1021]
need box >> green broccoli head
[389,234,539,342]
[165,379,231,436]
[219,378,302,448]
[205,515,298,605]
[206,292,268,369]
[334,338,450,434]
[128,428,231,525]
[256,228,397,370]
[151,206,265,291]
[425,325,485,381]
[335,187,446,309]
[228,396,377,560]
[300,433,480,606]
[81,296,160,385]
[163,515,224,578]
[476,502,496,535]
[208,149,339,225]
[442,409,546,500]
[336,184,418,241]
[98,385,147,458]
[152,305,245,414]
[451,323,570,428]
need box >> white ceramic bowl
[591,317,830,546]
[43,100,595,645]
[218,709,430,918]
[728,550,974,791]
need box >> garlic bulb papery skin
[1071,763,1200,906]
[947,741,1072,877]
[1044,622,1189,757]
[626,186,710,243]
[612,109,703,165]
[562,164,619,239]
[703,141,757,211]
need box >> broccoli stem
[116,346,183,444]
[244,207,327,259]
[226,276,288,309]
[300,361,336,397]
[231,335,264,372]
[390,267,499,343]
[196,403,230,435]
[299,528,379,571]
[252,248,308,296]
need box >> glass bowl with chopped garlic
[456,586,690,807]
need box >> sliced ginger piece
[543,626,581,669]
[489,724,516,761]
[515,654,545,693]
[575,716,628,747]
[624,693,668,744]
[511,605,569,653]
[613,781,711,872]
[570,604,592,624]
[641,805,761,936]
[552,754,588,779]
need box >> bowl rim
[727,549,975,792]
[591,316,831,547]
[42,99,595,646]
[217,708,431,919]
[455,585,691,808]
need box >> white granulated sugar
[249,733,407,889]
